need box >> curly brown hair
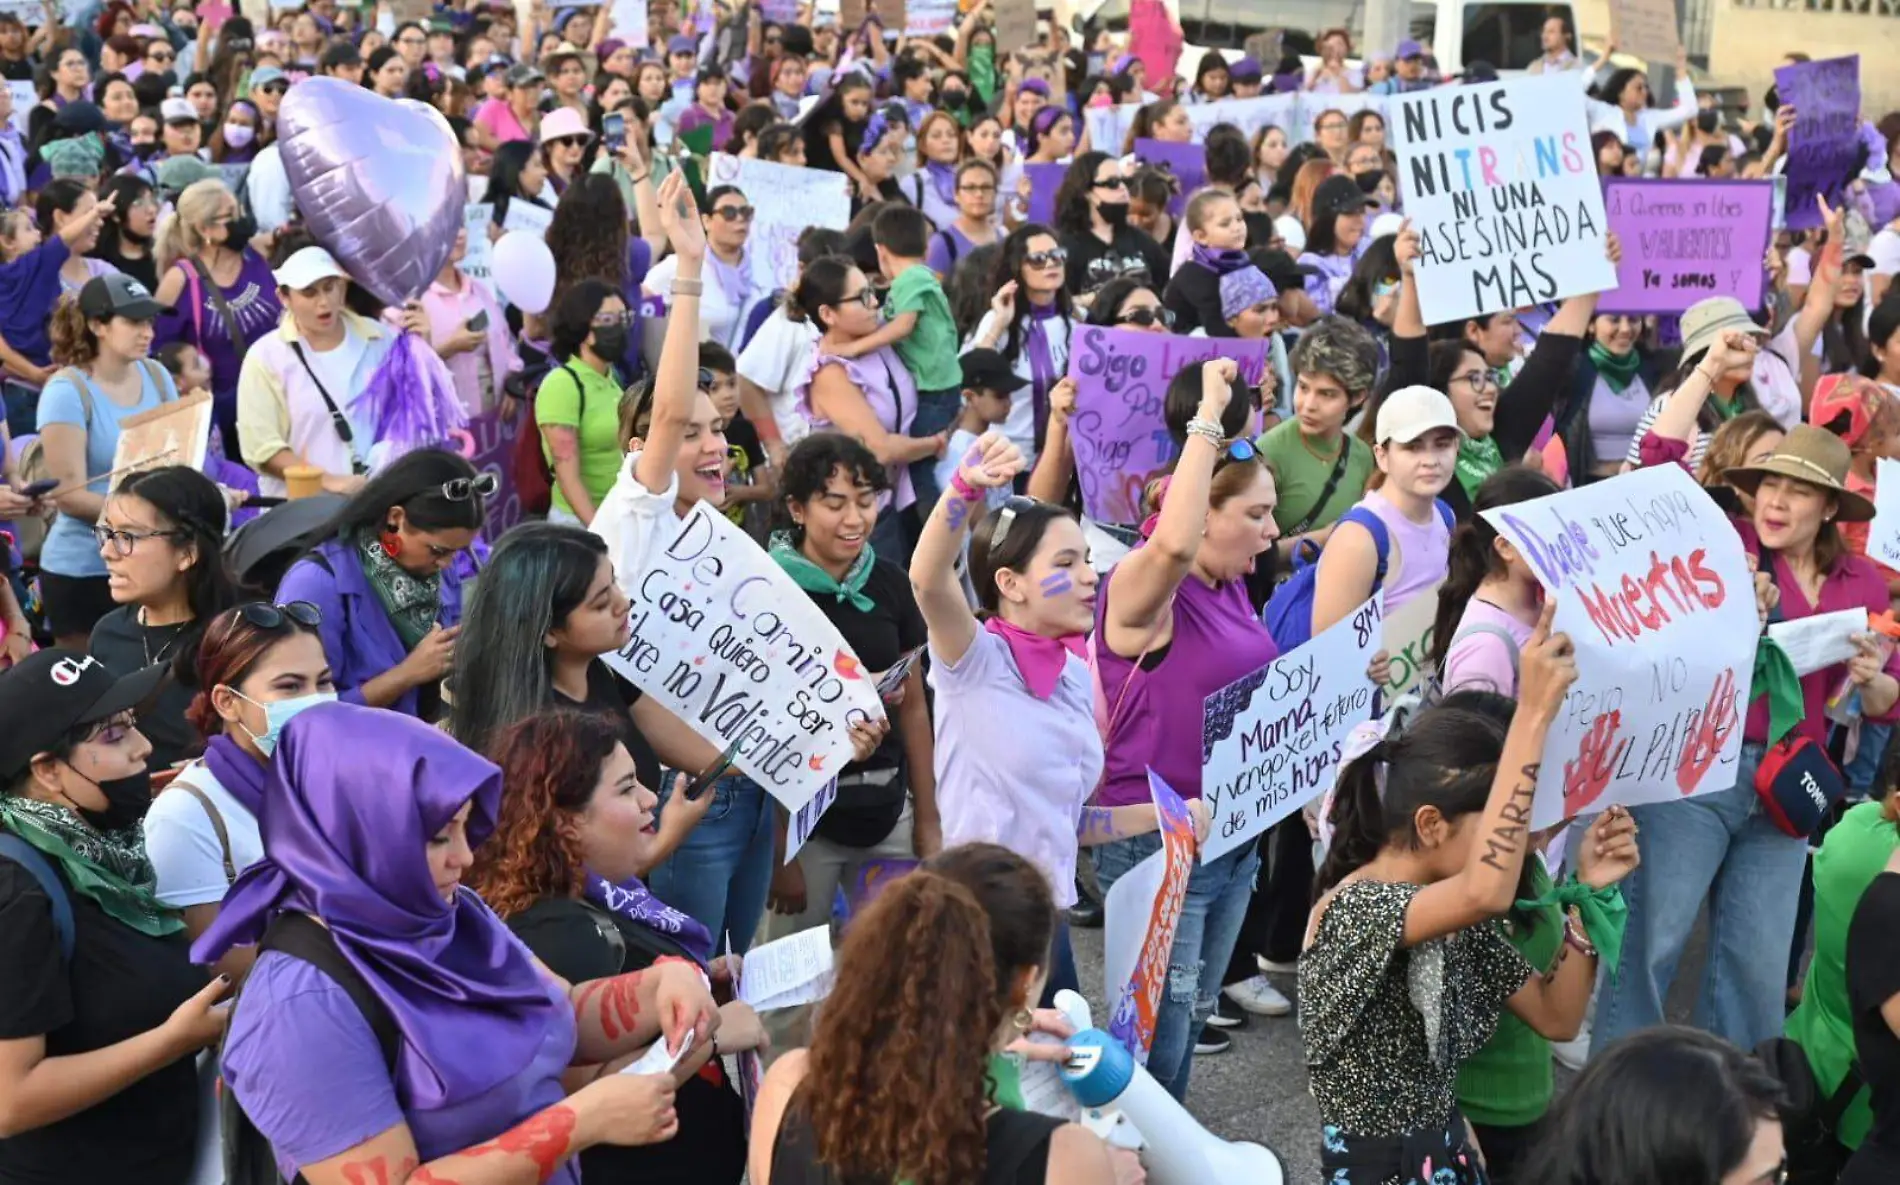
[465,709,623,919]
[543,174,631,314]
[803,843,1055,1185]
[48,293,101,368]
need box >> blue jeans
[1040,919,1079,1007]
[1844,721,1891,792]
[645,772,776,956]
[1092,832,1261,1101]
[4,379,37,439]
[907,387,962,519]
[1596,744,1807,1053]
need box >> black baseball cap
[0,650,166,780]
[961,348,1029,396]
[79,274,163,322]
[1252,248,1320,293]
[1312,174,1371,220]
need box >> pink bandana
[984,617,1086,701]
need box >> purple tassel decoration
[357,330,469,466]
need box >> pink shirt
[474,98,533,145]
[420,269,519,416]
[1442,597,1534,699]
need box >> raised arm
[1025,378,1078,503]
[908,432,1022,667]
[634,173,706,497]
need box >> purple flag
[1775,55,1860,231]
[1599,178,1775,315]
[464,405,525,543]
[1023,162,1066,226]
[1065,325,1269,527]
[1133,138,1206,220]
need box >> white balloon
[491,230,557,315]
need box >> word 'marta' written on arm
[1479,762,1541,874]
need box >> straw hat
[1723,424,1875,522]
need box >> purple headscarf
[1219,265,1277,321]
[193,703,563,1109]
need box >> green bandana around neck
[769,530,877,613]
[1456,433,1505,499]
[0,797,184,938]
[355,529,445,652]
[1588,341,1643,393]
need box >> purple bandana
[1023,300,1062,448]
[201,734,269,817]
[1219,265,1277,321]
[925,159,958,205]
[585,872,716,965]
[706,247,756,318]
[1191,243,1254,276]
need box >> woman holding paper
[1578,43,1697,155]
[1598,424,1900,1054]
[198,702,719,1185]
[472,709,759,1185]
[1089,357,1277,1096]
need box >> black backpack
[222,913,400,1185]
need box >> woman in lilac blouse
[1298,174,1371,318]
[1600,425,1900,1056]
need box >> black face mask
[1697,110,1719,134]
[941,87,967,108]
[66,764,153,833]
[224,212,258,247]
[592,324,630,360]
[1097,199,1130,226]
[132,141,160,160]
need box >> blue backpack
[0,833,74,962]
[1262,499,1455,652]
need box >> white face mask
[223,122,255,148]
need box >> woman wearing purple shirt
[674,67,735,152]
[1092,359,1282,1101]
[924,159,1002,279]
[1298,174,1371,319]
[905,111,965,231]
[199,702,718,1185]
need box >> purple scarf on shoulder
[200,734,269,817]
[586,872,716,965]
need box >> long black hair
[1520,1026,1785,1185]
[1316,690,1516,901]
[1428,466,1560,676]
[487,139,547,229]
[112,465,236,668]
[988,224,1074,367]
[1052,150,1114,238]
[1333,234,1401,325]
[307,447,486,549]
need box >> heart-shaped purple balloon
[276,77,467,306]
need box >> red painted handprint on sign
[1677,668,1739,795]
[1564,709,1630,817]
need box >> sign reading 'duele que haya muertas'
[1480,464,1758,829]
[1389,74,1616,325]
[601,502,888,811]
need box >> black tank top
[770,1094,1061,1185]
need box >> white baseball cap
[272,246,348,291]
[159,96,198,124]
[1376,385,1462,444]
[1368,212,1406,242]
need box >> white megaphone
[1049,992,1285,1185]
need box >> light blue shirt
[36,364,177,577]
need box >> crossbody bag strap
[1287,438,1353,538]
[1104,594,1173,737]
[170,777,237,885]
[289,340,370,475]
[186,254,247,359]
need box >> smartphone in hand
[684,737,746,800]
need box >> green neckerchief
[1516,875,1627,987]
[1752,636,1805,747]
[1588,341,1643,393]
[768,530,876,613]
[355,529,443,652]
[1456,433,1505,500]
[0,797,184,938]
[987,1051,1025,1110]
[1710,393,1741,422]
[969,43,998,107]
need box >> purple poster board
[1599,178,1774,315]
[1774,55,1859,231]
[1023,162,1066,226]
[464,405,525,543]
[1133,138,1206,220]
[1065,325,1269,527]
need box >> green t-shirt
[1786,801,1899,1149]
[1454,860,1562,1127]
[1259,419,1376,537]
[536,360,626,515]
[886,263,963,392]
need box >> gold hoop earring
[1012,1008,1034,1033]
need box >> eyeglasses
[441,473,500,501]
[959,182,997,193]
[549,135,587,149]
[710,205,755,222]
[1116,306,1174,329]
[988,495,1042,552]
[1318,119,1347,132]
[1450,369,1499,391]
[93,524,184,557]
[258,82,287,95]
[834,287,880,310]
[147,51,174,62]
[234,600,323,631]
[1025,247,1068,269]
[1091,176,1128,190]
[396,34,425,45]
[591,310,633,328]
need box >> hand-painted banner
[1608,0,1682,67]
[1185,93,1300,143]
[600,502,888,809]
[1381,580,1445,698]
[1201,595,1381,861]
[1600,178,1774,315]
[1480,464,1758,828]
[1133,138,1204,219]
[709,153,852,290]
[1775,55,1859,232]
[903,0,955,34]
[1024,162,1066,226]
[1105,770,1196,1063]
[1065,325,1268,527]
[464,403,524,543]
[1389,74,1615,324]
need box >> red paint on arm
[460,1104,579,1182]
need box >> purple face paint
[946,497,971,532]
[1040,571,1073,598]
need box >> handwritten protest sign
[601,503,887,809]
[1389,75,1615,325]
[464,405,523,543]
[1775,56,1859,232]
[112,391,213,477]
[461,203,495,298]
[708,154,851,290]
[1480,464,1757,828]
[6,81,30,136]
[612,0,649,47]
[1065,325,1269,527]
[904,0,955,33]
[1869,458,1900,568]
[992,0,1035,53]
[1024,162,1065,226]
[1600,179,1773,315]
[786,777,838,861]
[1382,580,1445,698]
[1133,138,1205,219]
[501,200,553,238]
[738,925,834,1010]
[1084,105,1135,157]
[1609,0,1681,68]
[1187,94,1299,142]
[1201,595,1381,861]
[1104,770,1197,1063]
[1301,93,1385,141]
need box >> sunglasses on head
[988,495,1045,553]
[441,473,500,501]
[236,600,323,630]
[1116,306,1174,329]
[710,204,755,222]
